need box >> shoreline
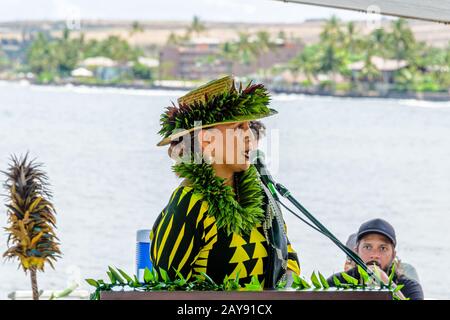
[2,78,449,102]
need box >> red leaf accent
[243,83,264,95]
[166,106,179,120]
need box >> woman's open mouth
[243,150,250,161]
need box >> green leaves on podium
[85,266,267,300]
[86,266,402,300]
[341,272,359,286]
[292,271,329,290]
[318,272,330,289]
[291,268,399,298]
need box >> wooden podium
[100,289,392,300]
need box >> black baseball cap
[357,218,397,247]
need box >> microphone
[251,150,279,200]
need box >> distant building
[79,56,129,81]
[348,56,409,84]
[0,28,52,62]
[232,39,303,78]
[159,37,230,80]
[159,37,303,80]
[0,38,28,61]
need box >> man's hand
[367,264,389,284]
[368,264,406,300]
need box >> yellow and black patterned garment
[150,185,300,286]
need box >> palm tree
[255,31,277,78]
[167,32,181,45]
[344,22,362,58]
[98,35,138,63]
[277,30,287,41]
[318,42,347,76]
[370,28,389,58]
[220,41,238,74]
[187,15,207,38]
[130,21,144,37]
[361,47,381,87]
[256,31,272,52]
[56,28,79,76]
[288,44,321,84]
[389,19,416,60]
[234,32,260,66]
[2,154,61,300]
[220,31,273,77]
[395,66,422,92]
[26,33,58,76]
[320,15,344,45]
[317,16,348,81]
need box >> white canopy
[71,67,94,77]
[275,0,450,24]
[137,57,159,68]
[348,56,408,72]
[81,57,117,67]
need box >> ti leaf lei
[172,159,265,236]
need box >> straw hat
[157,75,277,146]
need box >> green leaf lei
[173,159,265,236]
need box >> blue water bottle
[136,229,152,283]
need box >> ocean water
[0,81,449,299]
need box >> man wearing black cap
[327,218,424,300]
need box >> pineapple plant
[2,153,61,300]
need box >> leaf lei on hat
[158,81,271,139]
[172,157,265,236]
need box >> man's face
[356,233,396,272]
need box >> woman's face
[200,121,255,172]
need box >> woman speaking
[150,75,300,288]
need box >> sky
[0,0,372,23]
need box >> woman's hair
[167,130,197,162]
[250,121,266,141]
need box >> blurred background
[1,0,449,299]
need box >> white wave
[272,93,306,101]
[399,99,450,109]
[0,80,30,87]
[29,83,187,97]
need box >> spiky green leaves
[158,82,271,138]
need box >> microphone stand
[275,182,372,276]
[257,162,382,283]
